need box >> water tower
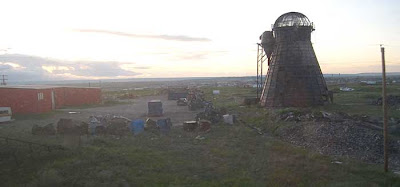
[260,12,328,107]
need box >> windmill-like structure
[259,12,329,107]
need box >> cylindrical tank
[260,31,275,59]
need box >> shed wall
[54,87,101,108]
[0,88,53,114]
[0,87,101,114]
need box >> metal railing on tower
[256,43,267,99]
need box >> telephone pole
[0,75,7,85]
[381,45,388,172]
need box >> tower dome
[273,12,312,28]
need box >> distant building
[360,81,377,85]
[0,85,101,114]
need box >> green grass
[321,83,400,118]
[2,125,399,186]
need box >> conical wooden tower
[260,12,328,107]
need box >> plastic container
[157,118,171,134]
[223,114,234,125]
[131,119,145,135]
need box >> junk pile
[89,115,173,136]
[373,95,400,107]
[187,101,235,132]
[32,115,173,138]
[187,89,206,111]
[89,115,172,136]
[275,110,400,169]
[195,102,223,124]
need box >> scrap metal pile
[31,115,173,137]
[187,89,206,111]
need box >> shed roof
[0,85,100,90]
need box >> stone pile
[276,110,400,169]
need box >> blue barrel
[157,118,171,134]
[131,119,145,135]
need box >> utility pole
[260,52,263,93]
[0,75,8,85]
[257,44,260,99]
[381,45,388,172]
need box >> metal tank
[260,12,328,107]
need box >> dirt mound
[275,110,400,169]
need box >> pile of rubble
[373,95,400,107]
[195,102,224,124]
[275,110,400,169]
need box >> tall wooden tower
[260,12,328,107]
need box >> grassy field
[320,83,400,118]
[1,84,400,186]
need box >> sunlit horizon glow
[0,0,399,81]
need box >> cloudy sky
[0,0,399,81]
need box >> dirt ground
[10,95,198,128]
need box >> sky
[0,0,399,81]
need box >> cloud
[74,29,211,42]
[132,66,151,70]
[0,54,141,81]
[174,50,229,60]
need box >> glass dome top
[274,12,312,28]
